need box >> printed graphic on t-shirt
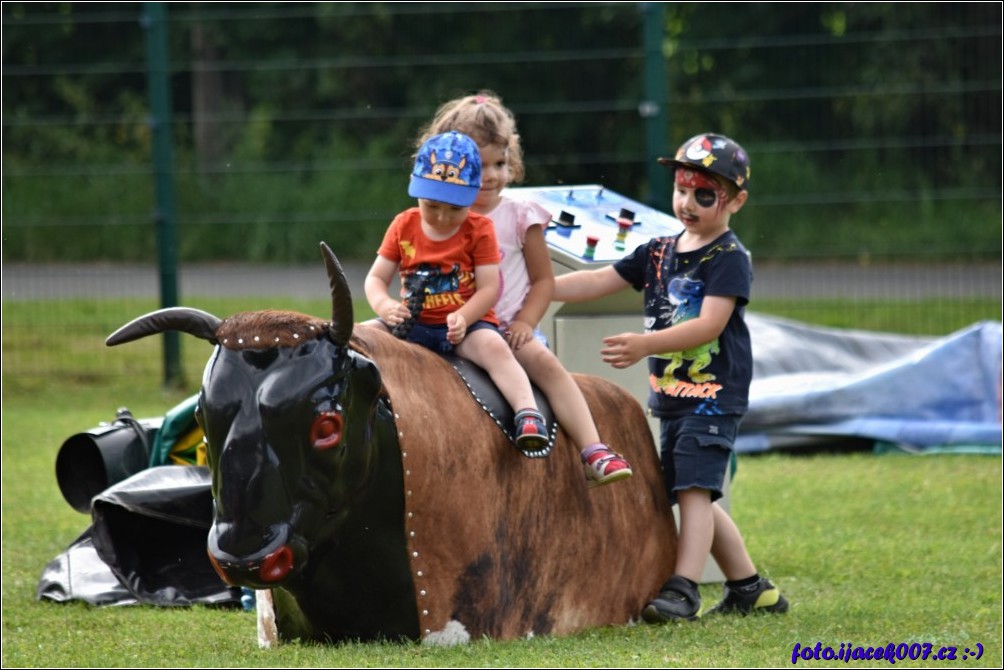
[649,274,722,400]
[401,262,469,314]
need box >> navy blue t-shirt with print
[613,230,753,419]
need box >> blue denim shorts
[403,320,500,354]
[658,415,740,504]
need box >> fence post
[640,2,669,211]
[141,2,183,388]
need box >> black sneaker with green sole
[706,577,788,615]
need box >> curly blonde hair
[415,90,526,184]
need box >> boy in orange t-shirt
[364,131,548,453]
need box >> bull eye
[311,411,343,450]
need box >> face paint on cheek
[694,188,718,207]
[676,169,726,211]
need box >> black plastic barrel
[55,410,154,514]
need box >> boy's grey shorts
[658,415,741,504]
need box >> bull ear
[106,307,222,346]
[321,241,354,346]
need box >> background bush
[3,2,1000,263]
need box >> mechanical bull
[105,242,677,645]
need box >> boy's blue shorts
[402,320,500,354]
[658,415,741,504]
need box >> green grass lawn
[2,298,1001,667]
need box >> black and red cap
[657,133,750,191]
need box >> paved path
[3,260,999,302]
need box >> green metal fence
[2,2,1001,384]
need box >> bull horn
[106,307,222,346]
[321,241,354,346]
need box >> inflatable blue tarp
[738,315,1003,454]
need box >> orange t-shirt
[377,207,502,326]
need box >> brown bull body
[351,325,676,642]
[106,243,677,645]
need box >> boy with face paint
[553,133,788,621]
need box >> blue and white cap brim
[408,175,479,207]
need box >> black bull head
[106,243,419,640]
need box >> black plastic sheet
[39,465,241,608]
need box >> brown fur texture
[216,310,331,350]
[351,324,677,642]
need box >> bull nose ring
[260,545,295,583]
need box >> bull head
[106,243,392,589]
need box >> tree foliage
[2,2,1000,262]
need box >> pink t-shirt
[377,207,502,326]
[483,197,552,327]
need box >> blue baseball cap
[409,131,482,207]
